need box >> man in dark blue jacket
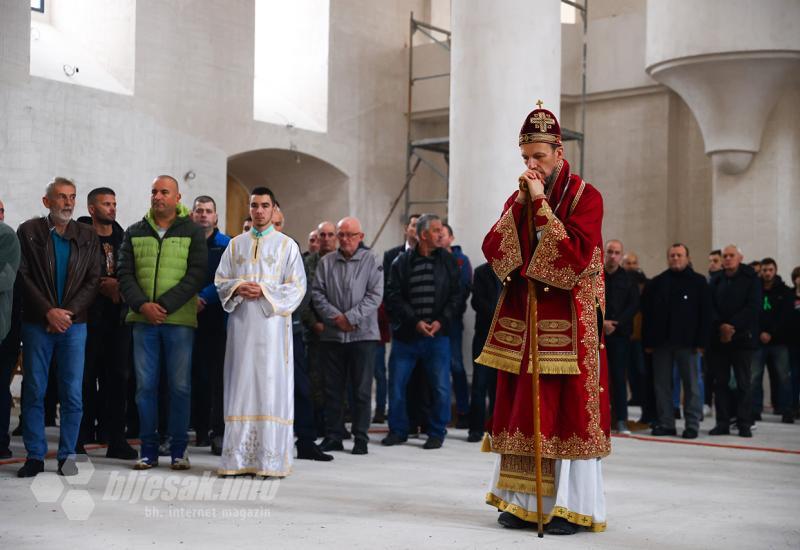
[708,245,761,437]
[190,196,231,454]
[383,214,460,450]
[642,244,711,439]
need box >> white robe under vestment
[215,228,305,477]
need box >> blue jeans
[751,344,791,415]
[374,343,387,414]
[132,323,194,458]
[21,322,86,461]
[449,321,469,415]
[388,335,451,439]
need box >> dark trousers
[406,363,432,432]
[605,334,631,422]
[628,340,646,406]
[640,351,657,423]
[790,345,800,413]
[306,335,326,436]
[710,346,753,428]
[293,331,316,445]
[373,343,387,414]
[80,321,132,446]
[653,346,701,431]
[468,337,497,435]
[191,309,226,440]
[0,329,21,451]
[320,340,375,444]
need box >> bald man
[311,217,383,454]
[118,175,207,470]
[603,239,639,434]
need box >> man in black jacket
[751,258,794,424]
[642,244,711,439]
[708,245,761,437]
[603,239,639,433]
[77,188,137,459]
[382,214,460,450]
[467,262,500,442]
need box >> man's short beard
[51,209,73,224]
[95,215,113,225]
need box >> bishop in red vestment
[478,105,610,534]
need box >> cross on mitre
[530,111,555,132]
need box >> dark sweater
[642,266,711,349]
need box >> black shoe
[709,425,730,436]
[319,438,344,452]
[682,428,698,439]
[455,414,469,429]
[674,407,681,420]
[546,517,578,535]
[781,414,795,424]
[342,428,352,440]
[195,434,211,447]
[58,457,78,476]
[0,448,11,459]
[423,437,443,450]
[372,411,386,424]
[106,440,138,460]
[352,440,368,455]
[296,441,334,461]
[17,459,44,478]
[211,436,223,457]
[498,511,537,529]
[738,425,753,438]
[651,426,677,436]
[467,431,483,443]
[381,433,408,446]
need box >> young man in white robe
[215,187,306,477]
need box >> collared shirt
[251,225,274,239]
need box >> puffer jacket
[118,204,207,328]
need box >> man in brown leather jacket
[16,177,100,477]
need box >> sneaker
[170,453,191,470]
[351,440,368,455]
[615,421,631,435]
[381,433,408,446]
[17,458,44,478]
[422,437,443,450]
[709,425,730,436]
[133,456,158,470]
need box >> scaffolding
[371,3,589,247]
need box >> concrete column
[645,0,800,274]
[449,0,562,267]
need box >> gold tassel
[538,360,581,375]
[480,433,492,453]
[475,351,522,374]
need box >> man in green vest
[118,175,207,470]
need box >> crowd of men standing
[602,240,800,440]
[1,176,797,478]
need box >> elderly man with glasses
[311,217,383,455]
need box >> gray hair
[45,177,75,198]
[416,213,440,236]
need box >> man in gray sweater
[311,217,383,455]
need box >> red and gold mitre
[519,101,561,146]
